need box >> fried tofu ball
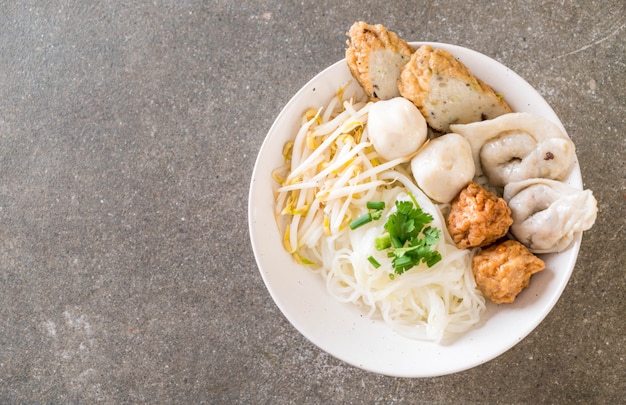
[346,21,414,101]
[398,45,512,132]
[472,240,545,304]
[447,181,513,249]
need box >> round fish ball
[411,133,475,203]
[367,97,427,160]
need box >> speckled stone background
[0,1,624,403]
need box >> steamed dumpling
[368,97,428,160]
[450,113,576,187]
[411,133,475,203]
[503,178,597,253]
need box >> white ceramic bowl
[248,42,582,377]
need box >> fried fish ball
[472,240,545,304]
[398,45,512,132]
[447,181,513,249]
[345,21,414,101]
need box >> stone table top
[1,1,624,403]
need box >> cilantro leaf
[384,200,433,243]
[422,226,441,246]
[375,195,442,276]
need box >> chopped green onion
[349,212,373,230]
[366,201,385,210]
[367,256,381,268]
[393,255,414,272]
[349,201,386,231]
[425,251,442,267]
[374,233,391,250]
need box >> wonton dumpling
[450,113,576,187]
[503,178,597,253]
[411,133,475,203]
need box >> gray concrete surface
[0,1,624,403]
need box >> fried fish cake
[447,181,513,249]
[398,45,512,132]
[472,239,545,304]
[346,21,414,101]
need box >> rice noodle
[274,87,485,342]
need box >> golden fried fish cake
[446,181,513,249]
[346,21,414,101]
[472,239,545,304]
[398,45,512,132]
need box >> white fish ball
[411,133,475,203]
[367,97,427,161]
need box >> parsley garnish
[374,195,442,276]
